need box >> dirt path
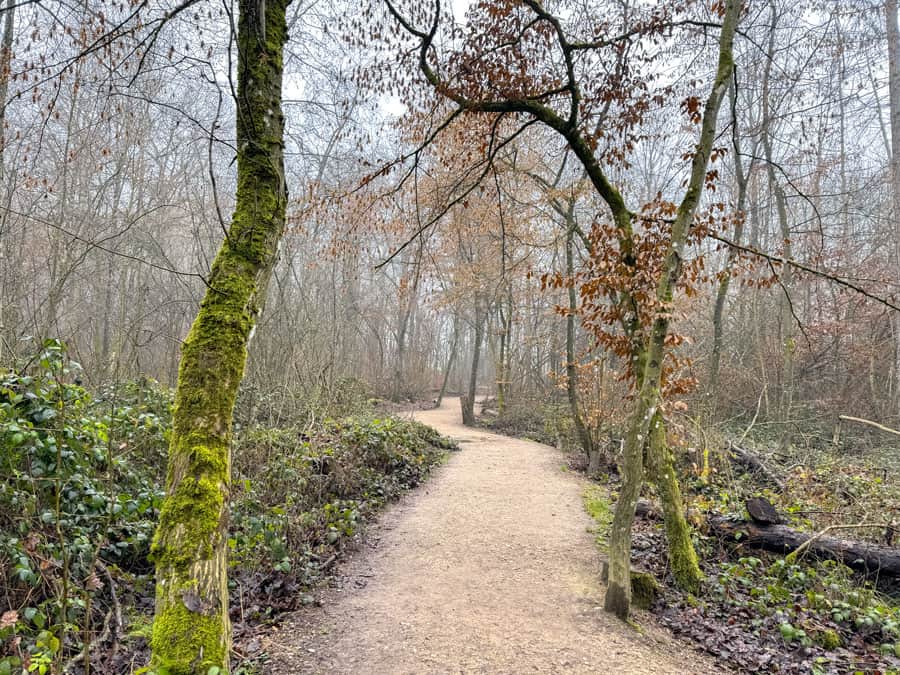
[263,398,721,674]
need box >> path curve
[264,398,720,674]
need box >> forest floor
[262,397,718,674]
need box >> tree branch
[709,233,900,312]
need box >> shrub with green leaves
[229,416,450,588]
[0,342,453,671]
[0,340,166,673]
[711,556,899,659]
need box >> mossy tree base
[605,388,647,622]
[647,410,703,594]
[604,580,630,620]
[601,563,661,612]
[630,571,661,610]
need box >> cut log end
[746,497,780,524]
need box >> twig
[98,561,121,659]
[63,561,121,673]
[737,384,766,445]
[709,233,900,313]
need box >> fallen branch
[727,442,785,489]
[98,561,122,660]
[838,415,900,438]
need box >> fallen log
[635,500,661,520]
[709,516,900,577]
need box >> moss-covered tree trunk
[604,346,649,618]
[605,0,739,620]
[149,0,288,671]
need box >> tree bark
[564,207,596,469]
[437,313,459,407]
[708,78,750,414]
[886,0,900,417]
[149,0,288,671]
[391,239,424,402]
[461,300,485,426]
[761,0,795,452]
[0,0,15,362]
[495,283,513,415]
[0,0,13,181]
[605,364,650,619]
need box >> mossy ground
[583,485,613,552]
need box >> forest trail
[264,397,719,674]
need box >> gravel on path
[262,397,722,674]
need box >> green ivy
[0,341,453,671]
[711,555,899,654]
[0,340,167,672]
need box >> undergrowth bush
[480,400,569,447]
[706,555,900,670]
[230,417,449,584]
[0,342,453,673]
[0,341,166,674]
[234,376,373,430]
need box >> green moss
[814,628,841,650]
[149,0,291,670]
[151,473,225,567]
[631,571,661,610]
[150,598,227,674]
[127,614,154,640]
[187,442,228,475]
[647,410,703,594]
[583,485,613,551]
[667,531,703,595]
